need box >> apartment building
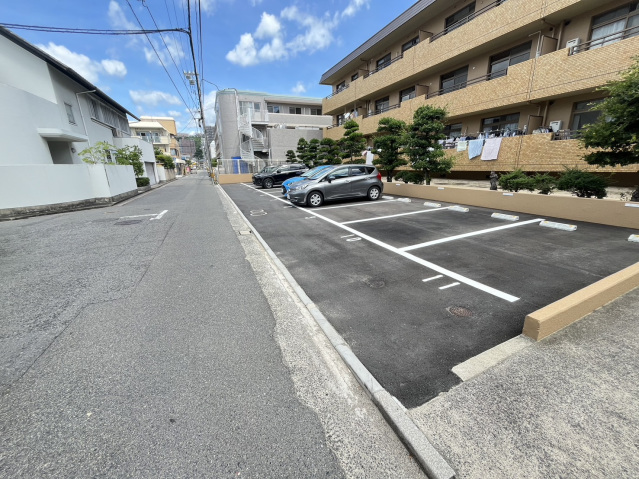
[214,89,332,162]
[321,0,639,184]
[129,116,181,159]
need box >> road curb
[217,185,456,479]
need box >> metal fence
[216,158,292,175]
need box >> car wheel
[281,186,287,195]
[263,178,273,189]
[307,191,324,207]
[367,186,381,201]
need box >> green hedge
[136,177,150,187]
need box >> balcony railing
[569,25,639,55]
[426,70,506,99]
[325,83,350,99]
[431,0,508,42]
[363,54,404,79]
[365,103,401,118]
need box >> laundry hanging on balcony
[456,140,468,152]
[468,139,484,159]
[481,137,502,161]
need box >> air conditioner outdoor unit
[566,38,580,49]
[549,120,563,132]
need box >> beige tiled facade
[321,0,639,184]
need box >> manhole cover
[115,220,143,225]
[365,279,385,289]
[447,306,473,318]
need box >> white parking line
[422,275,444,282]
[400,218,544,252]
[342,207,449,225]
[150,209,168,220]
[239,189,520,302]
[318,199,395,210]
[439,282,460,290]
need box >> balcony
[430,0,509,42]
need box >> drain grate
[115,220,143,225]
[447,306,473,318]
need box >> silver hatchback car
[287,164,384,207]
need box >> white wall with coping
[114,136,158,184]
[0,164,135,209]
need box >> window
[310,108,322,115]
[289,107,302,114]
[445,2,475,33]
[440,66,469,94]
[336,81,346,92]
[64,103,76,124]
[376,53,391,70]
[267,105,280,113]
[254,102,261,112]
[350,165,368,176]
[330,167,350,179]
[375,97,390,114]
[402,36,419,53]
[240,101,254,115]
[400,86,416,102]
[489,42,531,79]
[351,73,359,81]
[571,99,604,130]
[443,123,463,139]
[337,114,345,126]
[481,113,520,134]
[590,3,639,49]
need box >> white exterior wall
[114,136,158,185]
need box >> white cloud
[143,36,186,67]
[108,0,137,30]
[342,0,370,18]
[291,82,306,94]
[250,0,263,5]
[37,42,127,84]
[129,90,182,106]
[255,12,281,39]
[168,110,183,117]
[226,33,259,66]
[227,5,341,67]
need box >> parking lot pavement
[223,183,638,407]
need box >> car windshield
[260,166,277,173]
[308,167,331,179]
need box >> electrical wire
[0,23,187,35]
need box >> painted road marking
[120,214,161,219]
[422,275,444,282]
[317,199,395,210]
[149,210,168,221]
[261,194,520,302]
[401,218,544,252]
[439,282,460,290]
[341,207,449,225]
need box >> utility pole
[186,3,210,168]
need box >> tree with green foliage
[580,58,639,199]
[159,155,175,169]
[114,145,144,177]
[556,167,607,198]
[317,138,342,165]
[403,106,452,185]
[296,138,309,166]
[79,141,115,164]
[498,169,535,192]
[285,150,297,163]
[394,170,425,184]
[373,117,407,182]
[339,119,366,163]
[307,139,320,166]
[193,136,204,161]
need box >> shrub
[498,169,535,192]
[160,155,175,169]
[556,168,607,198]
[136,177,150,187]
[531,173,557,195]
[395,170,425,184]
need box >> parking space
[223,183,638,407]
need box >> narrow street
[0,174,422,478]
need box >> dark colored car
[287,165,384,207]
[252,164,307,189]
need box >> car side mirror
[327,175,334,183]
[276,169,281,173]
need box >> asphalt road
[222,183,638,407]
[0,174,423,478]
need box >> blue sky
[1,0,414,134]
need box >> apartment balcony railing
[426,70,507,99]
[569,25,639,55]
[325,83,350,99]
[363,54,404,79]
[365,103,401,118]
[431,0,508,42]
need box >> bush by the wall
[531,173,557,195]
[498,169,536,192]
[556,168,607,198]
[395,170,425,184]
[136,177,150,187]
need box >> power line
[0,23,187,35]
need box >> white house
[0,27,157,219]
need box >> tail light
[377,172,382,181]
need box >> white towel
[468,139,484,159]
[481,137,502,161]
[457,140,468,152]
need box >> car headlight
[291,184,310,192]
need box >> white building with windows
[0,27,156,219]
[213,89,332,170]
